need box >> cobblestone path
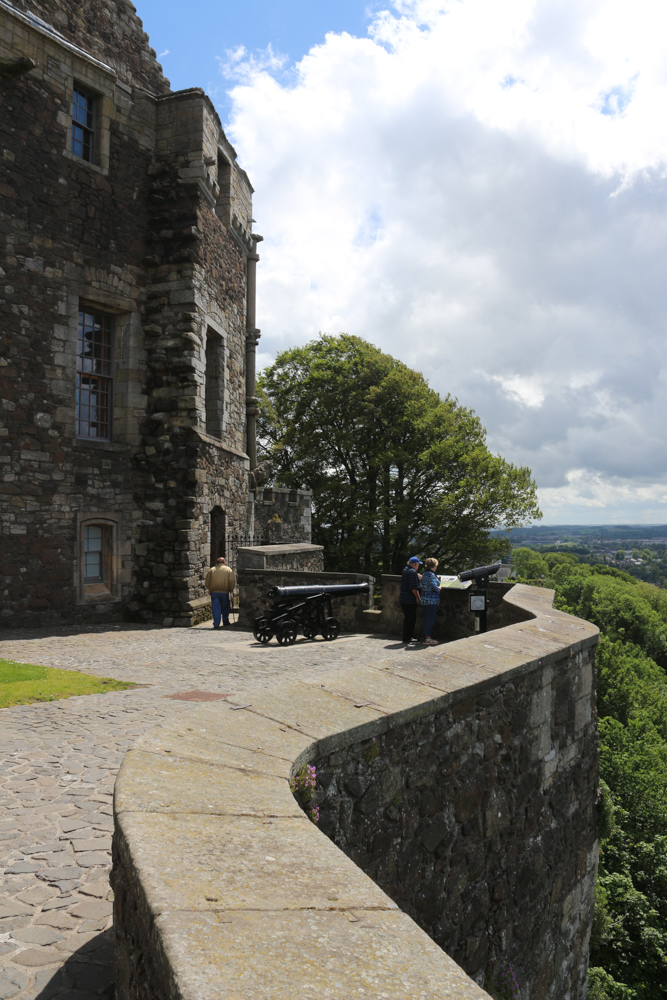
[0,624,410,1000]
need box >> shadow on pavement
[0,623,164,642]
[34,929,113,1000]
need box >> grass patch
[0,658,135,709]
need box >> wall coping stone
[193,428,250,460]
[237,543,324,557]
[113,584,599,999]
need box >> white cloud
[222,0,667,524]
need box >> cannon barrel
[268,583,370,601]
[458,562,502,583]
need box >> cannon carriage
[253,582,370,645]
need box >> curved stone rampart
[112,584,599,999]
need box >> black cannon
[253,582,370,645]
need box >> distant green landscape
[498,524,667,589]
[510,546,667,998]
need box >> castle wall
[111,584,600,1000]
[133,89,253,624]
[7,0,170,95]
[314,643,597,996]
[0,1,155,623]
[0,1,259,627]
[249,486,313,545]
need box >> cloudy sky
[140,0,667,525]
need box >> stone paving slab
[0,623,422,1000]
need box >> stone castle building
[0,0,310,627]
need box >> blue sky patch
[598,83,634,117]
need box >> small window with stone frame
[215,150,233,225]
[205,328,225,438]
[71,84,96,162]
[80,522,115,600]
[76,309,114,440]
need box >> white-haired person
[420,557,441,645]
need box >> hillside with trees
[514,553,667,999]
[500,526,667,589]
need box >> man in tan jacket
[205,557,236,629]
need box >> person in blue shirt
[399,556,422,643]
[420,557,441,645]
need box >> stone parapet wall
[238,562,373,630]
[112,584,600,999]
[314,646,597,994]
[235,567,529,640]
[378,578,533,639]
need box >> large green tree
[257,334,541,573]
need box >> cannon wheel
[302,623,318,640]
[323,617,340,641]
[277,620,298,646]
[253,617,274,645]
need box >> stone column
[246,234,263,471]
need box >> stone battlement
[112,584,600,999]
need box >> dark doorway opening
[210,507,226,563]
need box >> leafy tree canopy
[551,563,667,666]
[512,547,549,579]
[258,334,541,573]
[523,550,667,999]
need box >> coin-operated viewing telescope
[457,563,501,634]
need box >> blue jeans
[211,592,230,627]
[422,603,437,638]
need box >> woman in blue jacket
[420,557,441,645]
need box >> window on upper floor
[76,309,114,439]
[71,84,96,162]
[215,150,232,226]
[205,328,224,438]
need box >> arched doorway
[210,507,226,563]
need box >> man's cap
[408,556,421,564]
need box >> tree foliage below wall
[515,556,667,999]
[257,334,541,574]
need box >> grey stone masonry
[112,583,600,1000]
[248,486,313,545]
[0,0,264,629]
